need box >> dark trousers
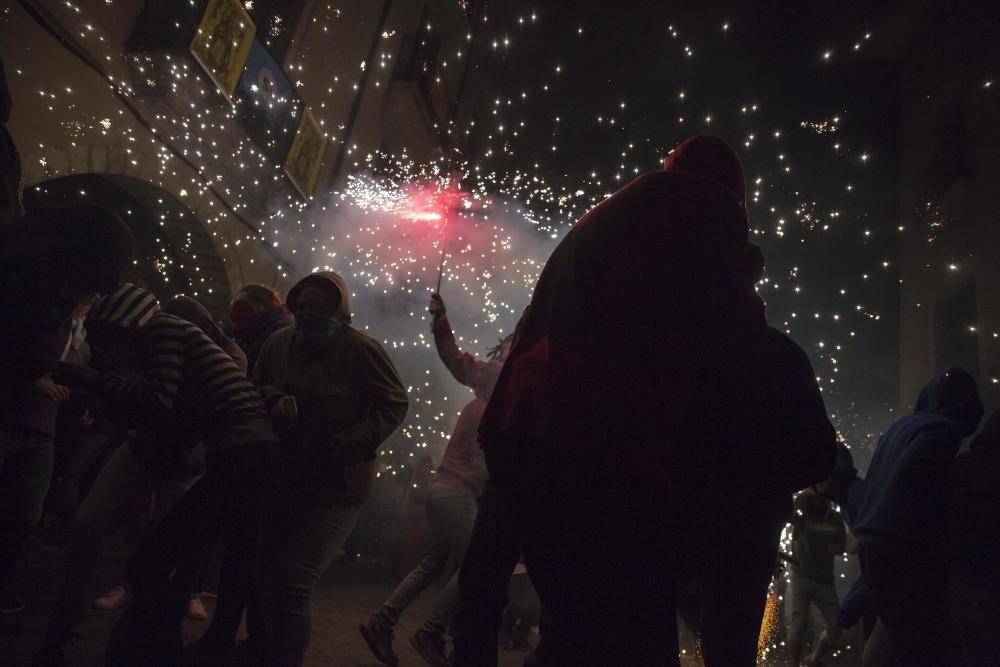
[692,525,781,666]
[46,442,199,640]
[190,537,222,596]
[949,557,1000,666]
[500,573,541,647]
[197,533,265,649]
[105,443,271,666]
[0,427,54,599]
[486,438,682,667]
[859,542,962,667]
[453,481,522,667]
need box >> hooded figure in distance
[227,284,294,375]
[854,367,983,667]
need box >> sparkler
[433,171,469,294]
[435,215,449,294]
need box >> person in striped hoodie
[53,284,279,665]
[34,294,252,666]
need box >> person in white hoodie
[361,293,509,667]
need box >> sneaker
[410,628,450,667]
[92,586,128,611]
[359,618,399,666]
[31,632,81,667]
[0,597,25,614]
[185,596,210,621]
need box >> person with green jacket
[254,271,408,667]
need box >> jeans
[46,442,200,638]
[453,481,522,667]
[785,575,841,644]
[377,482,479,634]
[487,437,682,667]
[859,542,963,666]
[106,442,273,666]
[0,427,54,599]
[257,501,362,667]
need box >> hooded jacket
[254,272,409,506]
[853,368,983,547]
[164,296,248,374]
[480,136,772,486]
[431,315,503,497]
[84,284,273,448]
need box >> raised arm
[430,293,482,389]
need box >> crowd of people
[2,51,999,666]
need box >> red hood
[480,135,764,486]
[663,135,747,221]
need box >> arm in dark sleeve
[838,575,874,629]
[328,341,409,464]
[766,332,838,493]
[433,315,482,389]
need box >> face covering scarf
[293,309,342,357]
[229,300,261,339]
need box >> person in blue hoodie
[853,368,983,666]
[814,443,901,667]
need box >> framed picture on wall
[189,0,256,99]
[284,108,328,199]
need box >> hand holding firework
[428,293,447,322]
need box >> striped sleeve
[96,314,267,428]
[94,317,186,423]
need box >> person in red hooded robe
[478,135,836,666]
